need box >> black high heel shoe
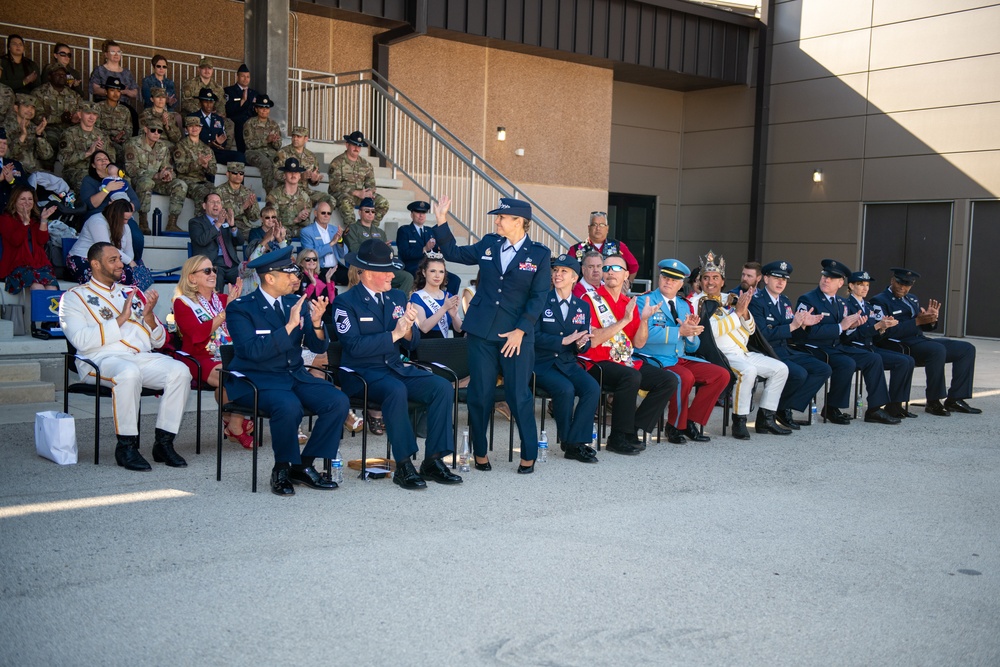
[517,461,535,474]
[474,457,492,471]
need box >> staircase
[0,361,55,405]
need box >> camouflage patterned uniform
[4,103,55,174]
[265,184,312,237]
[276,143,331,205]
[124,135,187,216]
[58,125,117,191]
[0,83,13,119]
[173,136,218,205]
[96,101,134,157]
[342,221,413,293]
[242,116,282,192]
[327,152,388,225]
[139,107,183,146]
[32,82,80,151]
[180,77,235,149]
[215,183,261,234]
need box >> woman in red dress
[0,186,60,325]
[171,255,252,447]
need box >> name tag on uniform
[255,329,270,334]
[542,317,555,322]
[480,255,491,260]
[766,316,774,321]
[360,317,374,322]
[408,240,416,243]
[892,310,902,315]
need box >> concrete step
[0,361,41,382]
[0,380,55,405]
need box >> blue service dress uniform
[334,284,454,462]
[395,222,460,294]
[532,290,600,448]
[434,224,551,460]
[226,288,350,464]
[191,110,245,165]
[748,289,832,412]
[870,287,976,402]
[843,294,915,404]
[794,287,890,410]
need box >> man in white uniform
[59,242,192,471]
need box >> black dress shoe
[115,436,151,471]
[731,415,751,441]
[774,409,802,430]
[393,459,427,490]
[885,402,918,419]
[864,407,901,425]
[665,425,686,444]
[289,465,339,489]
[151,429,187,467]
[606,433,641,455]
[755,408,792,435]
[925,399,952,417]
[945,398,982,415]
[474,457,492,471]
[270,467,295,496]
[564,444,598,463]
[821,406,852,425]
[630,434,647,451]
[420,458,463,484]
[517,461,535,474]
[683,422,711,442]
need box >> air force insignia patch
[335,309,350,334]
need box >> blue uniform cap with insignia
[820,258,851,280]
[246,245,298,275]
[356,197,375,209]
[487,197,532,220]
[407,201,430,213]
[890,267,920,285]
[658,259,690,279]
[551,254,581,275]
[849,270,872,283]
[762,260,792,278]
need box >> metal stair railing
[287,68,580,253]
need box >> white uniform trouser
[82,353,191,436]
[726,352,788,415]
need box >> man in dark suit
[871,267,982,416]
[189,191,246,288]
[226,246,350,496]
[223,64,258,153]
[335,239,462,490]
[794,259,900,425]
[433,195,551,473]
[396,200,460,295]
[532,254,600,463]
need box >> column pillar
[244,0,290,133]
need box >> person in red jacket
[0,186,59,325]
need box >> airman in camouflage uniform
[276,125,332,206]
[58,101,117,191]
[242,95,281,192]
[173,115,218,210]
[139,87,182,148]
[180,58,235,149]
[0,81,13,119]
[32,66,81,156]
[266,158,312,236]
[124,118,187,234]
[214,161,261,234]
[96,77,134,158]
[4,94,54,174]
[327,130,389,225]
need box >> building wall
[766,0,1000,329]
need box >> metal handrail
[287,68,579,252]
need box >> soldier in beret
[243,95,281,191]
[173,115,217,214]
[327,130,388,225]
[139,87,182,147]
[871,268,982,416]
[59,101,117,191]
[214,161,261,235]
[96,76,134,158]
[124,118,187,235]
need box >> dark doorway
[967,201,1000,338]
[862,202,952,323]
[607,193,656,282]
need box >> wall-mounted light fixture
[497,127,506,141]
[813,169,823,183]
[515,148,525,157]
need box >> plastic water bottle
[811,403,818,418]
[592,423,598,448]
[538,430,548,463]
[459,429,471,473]
[856,395,864,412]
[331,451,344,484]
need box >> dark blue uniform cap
[356,197,375,209]
[247,245,297,275]
[890,267,920,285]
[657,258,690,279]
[762,260,793,278]
[821,258,851,280]
[407,201,430,213]
[237,63,250,73]
[551,254,581,275]
[487,197,532,220]
[849,270,872,283]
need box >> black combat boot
[115,434,151,471]
[755,408,792,435]
[731,414,751,441]
[151,428,187,468]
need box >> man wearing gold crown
[694,250,791,440]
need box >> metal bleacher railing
[287,69,579,253]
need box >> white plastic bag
[35,411,78,465]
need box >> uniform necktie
[274,299,284,319]
[668,299,679,323]
[375,293,383,308]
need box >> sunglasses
[262,215,277,220]
[197,267,218,275]
[56,51,71,57]
[602,265,627,273]
[317,211,332,216]
[589,222,608,228]
[360,209,375,213]
[154,64,167,68]
[230,171,244,176]
[303,258,318,263]
[147,128,162,134]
